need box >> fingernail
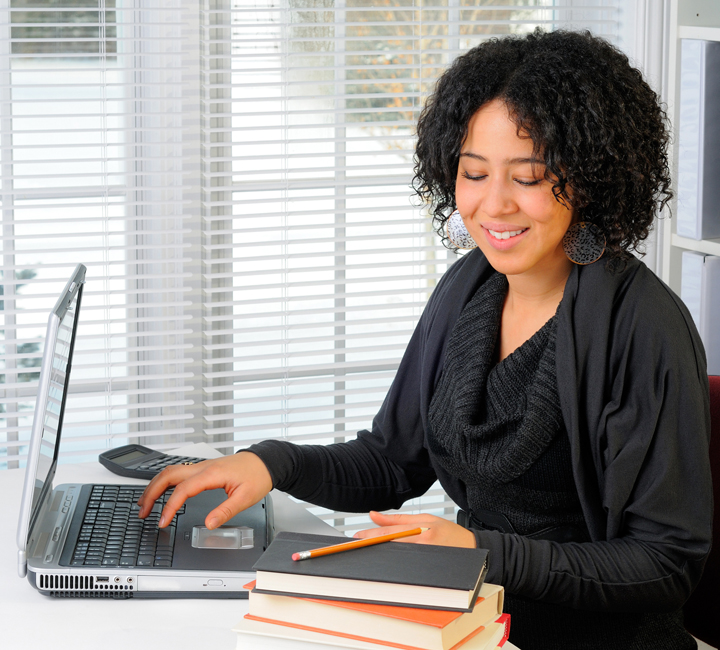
[207,517,219,529]
[159,515,166,527]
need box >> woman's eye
[461,172,486,181]
[515,178,542,186]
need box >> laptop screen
[31,279,83,515]
[17,264,85,557]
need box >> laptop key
[156,526,175,548]
[137,555,154,566]
[154,560,171,567]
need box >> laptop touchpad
[191,526,254,550]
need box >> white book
[233,616,508,650]
[677,39,720,240]
[681,251,720,374]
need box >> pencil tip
[420,527,429,532]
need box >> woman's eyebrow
[459,152,544,165]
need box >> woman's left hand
[354,511,476,548]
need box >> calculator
[98,444,207,480]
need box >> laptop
[16,264,274,598]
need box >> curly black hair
[413,29,672,261]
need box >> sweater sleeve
[244,437,433,512]
[470,529,705,613]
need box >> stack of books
[233,531,510,650]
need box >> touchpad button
[191,526,254,549]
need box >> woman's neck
[504,253,573,315]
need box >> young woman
[138,30,712,649]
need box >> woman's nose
[479,177,516,218]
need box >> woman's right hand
[136,451,273,529]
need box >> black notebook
[251,531,489,612]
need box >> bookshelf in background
[662,1,720,374]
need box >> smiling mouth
[486,227,528,241]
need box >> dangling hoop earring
[562,222,606,265]
[446,210,477,250]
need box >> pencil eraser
[291,553,301,561]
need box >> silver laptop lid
[17,264,86,576]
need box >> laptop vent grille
[37,574,134,598]
[49,590,133,599]
[39,574,95,590]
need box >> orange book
[233,614,510,650]
[243,580,504,650]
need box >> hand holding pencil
[353,511,477,550]
[292,511,478,561]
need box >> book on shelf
[251,531,489,612]
[233,613,510,650]
[677,38,720,241]
[680,251,720,374]
[243,580,504,650]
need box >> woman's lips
[482,225,529,250]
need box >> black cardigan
[249,249,712,613]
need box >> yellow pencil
[291,527,429,561]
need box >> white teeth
[488,228,526,240]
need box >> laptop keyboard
[70,485,185,568]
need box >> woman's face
[455,100,573,280]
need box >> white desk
[1,445,338,650]
[1,445,519,650]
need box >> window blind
[0,0,197,470]
[1,0,623,532]
[200,0,621,531]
